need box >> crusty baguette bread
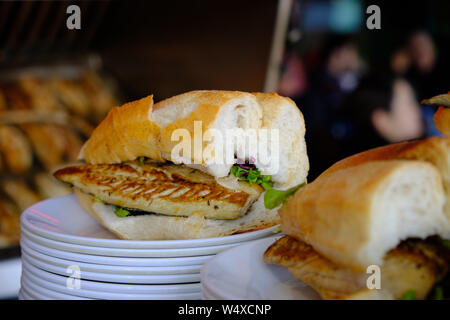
[79,90,308,189]
[78,95,163,164]
[434,106,450,137]
[74,188,280,240]
[319,137,450,221]
[279,160,448,271]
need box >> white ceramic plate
[22,254,201,284]
[21,272,92,300]
[201,284,222,300]
[22,195,280,248]
[21,241,202,275]
[21,265,201,300]
[21,236,214,267]
[201,290,213,300]
[21,226,253,258]
[17,289,26,300]
[19,287,35,300]
[22,261,201,295]
[201,237,321,300]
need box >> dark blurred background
[278,0,450,179]
[0,0,277,100]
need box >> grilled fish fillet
[54,161,262,220]
[264,236,450,300]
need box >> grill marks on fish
[54,161,262,219]
[68,163,250,205]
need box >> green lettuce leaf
[264,183,305,210]
[114,206,131,218]
[230,165,273,190]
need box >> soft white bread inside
[74,188,280,240]
[320,137,450,228]
[154,90,262,179]
[79,90,308,189]
[279,160,448,271]
[252,93,309,189]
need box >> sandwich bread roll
[79,91,307,190]
[278,160,447,270]
[265,235,449,300]
[265,137,450,299]
[57,90,309,239]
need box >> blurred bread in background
[0,198,20,248]
[0,66,121,248]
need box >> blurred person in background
[337,75,425,161]
[301,34,364,180]
[405,30,450,136]
[278,52,308,99]
[390,46,411,76]
[407,30,438,99]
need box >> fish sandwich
[54,90,309,240]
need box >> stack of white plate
[19,195,280,300]
[201,237,320,300]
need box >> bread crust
[253,92,309,189]
[80,95,163,164]
[320,137,450,176]
[74,90,308,239]
[320,137,450,220]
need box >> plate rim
[20,235,214,267]
[22,261,202,294]
[200,236,320,300]
[21,264,202,300]
[21,272,91,300]
[22,254,202,284]
[20,226,247,258]
[20,241,203,275]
